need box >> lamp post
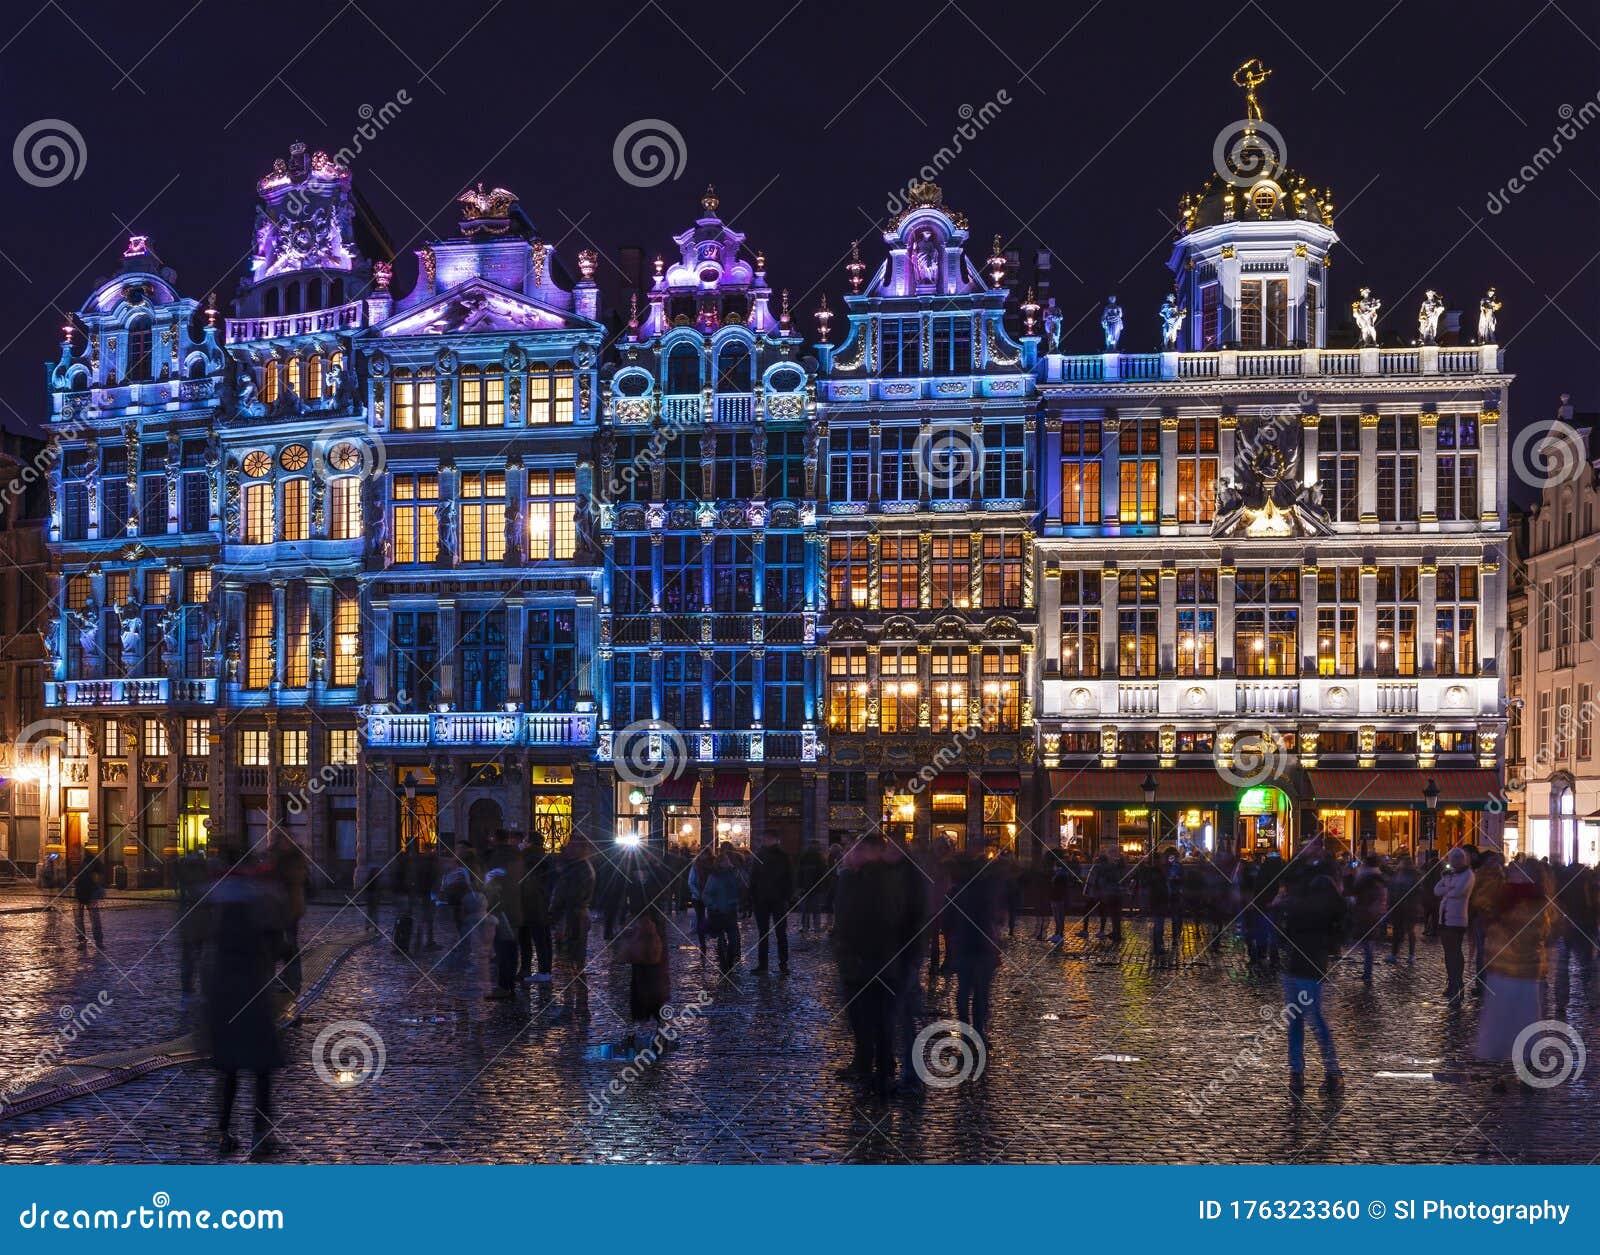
[1141,772,1158,855]
[1422,776,1440,858]
[402,770,418,856]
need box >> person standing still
[1278,873,1347,1098]
[72,852,106,951]
[750,835,794,975]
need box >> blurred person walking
[1434,847,1475,1005]
[71,851,105,951]
[750,834,794,975]
[1475,863,1550,1093]
[1278,872,1347,1099]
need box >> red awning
[930,774,969,794]
[1046,769,1246,806]
[1306,769,1504,811]
[708,773,747,804]
[652,774,698,804]
[983,773,1022,792]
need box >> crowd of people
[52,826,1600,1150]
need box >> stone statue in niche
[1478,287,1501,342]
[911,228,939,286]
[1042,299,1062,352]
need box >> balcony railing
[1038,343,1501,385]
[715,394,753,423]
[224,298,368,343]
[661,395,702,425]
[46,677,218,707]
[365,710,597,749]
[1236,680,1300,715]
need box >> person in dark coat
[203,858,290,1158]
[833,832,911,1098]
[946,840,1005,1041]
[621,865,671,1051]
[517,839,555,983]
[71,851,106,951]
[1141,852,1173,959]
[485,829,525,996]
[796,844,828,933]
[749,836,794,975]
[1278,872,1347,1098]
[175,848,213,999]
[550,844,595,1016]
[408,844,440,951]
[269,833,308,995]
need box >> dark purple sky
[2,0,1596,470]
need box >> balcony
[681,729,814,763]
[715,394,753,423]
[1235,680,1300,715]
[224,298,368,343]
[1037,343,1502,386]
[364,710,597,749]
[46,677,218,708]
[661,395,702,425]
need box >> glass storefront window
[883,791,916,842]
[533,793,572,852]
[1435,809,1478,850]
[1056,808,1098,858]
[1117,807,1152,856]
[1373,810,1414,857]
[983,793,1017,851]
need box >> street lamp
[402,770,418,855]
[1141,772,1159,854]
[1422,776,1440,857]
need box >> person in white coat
[1433,846,1475,1004]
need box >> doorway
[467,796,504,854]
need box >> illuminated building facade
[0,432,49,874]
[815,183,1038,850]
[1034,90,1511,861]
[598,189,822,851]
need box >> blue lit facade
[815,182,1039,850]
[598,189,822,851]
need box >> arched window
[666,344,699,394]
[329,277,345,306]
[282,354,302,397]
[127,317,153,382]
[716,341,752,392]
[285,283,302,314]
[306,354,323,399]
[263,288,280,316]
[187,356,206,380]
[305,277,322,310]
[261,360,280,405]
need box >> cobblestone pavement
[2,892,1597,1164]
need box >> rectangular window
[930,316,971,373]
[328,728,359,765]
[143,717,169,758]
[1199,282,1220,350]
[1060,420,1102,526]
[979,423,1025,500]
[827,536,869,610]
[1435,564,1479,677]
[1118,416,1159,525]
[280,478,308,542]
[931,533,971,609]
[245,585,274,689]
[1117,570,1158,677]
[1375,415,1419,523]
[238,729,270,767]
[278,730,307,767]
[284,582,309,688]
[878,648,918,732]
[1176,416,1218,524]
[186,568,211,604]
[1059,570,1101,678]
[525,469,576,561]
[1176,569,1217,676]
[104,718,123,758]
[930,646,968,733]
[333,589,360,686]
[828,427,871,504]
[1316,416,1361,523]
[979,647,1021,732]
[1316,567,1360,677]
[1435,413,1479,522]
[879,427,917,503]
[390,472,440,564]
[1236,567,1300,677]
[184,718,210,757]
[1580,684,1594,761]
[390,611,439,711]
[1375,565,1420,677]
[981,532,1024,610]
[880,534,919,611]
[828,650,869,732]
[459,470,507,564]
[882,318,921,376]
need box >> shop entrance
[1238,785,1292,855]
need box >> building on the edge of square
[355,178,606,870]
[0,430,50,875]
[39,235,230,884]
[1033,69,1512,862]
[815,181,1039,850]
[598,188,822,853]
[1504,396,1599,864]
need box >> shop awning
[983,773,1022,792]
[708,773,747,804]
[930,773,969,794]
[652,774,698,804]
[1046,769,1245,805]
[1306,769,1504,811]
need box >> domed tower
[1169,60,1337,351]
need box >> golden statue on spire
[1233,58,1272,125]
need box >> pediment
[376,278,594,337]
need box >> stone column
[1217,564,1237,675]
[1100,415,1120,527]
[437,598,457,707]
[1359,563,1379,674]
[1418,563,1438,674]
[505,597,525,706]
[1358,411,1379,524]
[1300,562,1319,672]
[1159,415,1179,526]
[1158,564,1178,675]
[1041,562,1061,671]
[1099,566,1119,676]
[1480,406,1502,526]
[1419,409,1439,525]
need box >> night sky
[2,0,1596,477]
